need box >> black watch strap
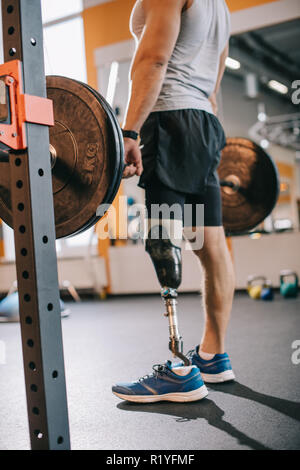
[122,129,139,140]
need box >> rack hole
[19,225,26,234]
[52,371,58,379]
[7,5,14,13]
[38,169,44,177]
[18,203,25,212]
[30,38,37,46]
[8,26,14,35]
[16,180,23,189]
[22,271,29,279]
[9,48,16,56]
[57,436,64,445]
[25,316,32,325]
[47,303,53,311]
[34,430,43,439]
[15,158,21,166]
[42,236,48,244]
[30,384,38,392]
[29,362,36,371]
[32,407,39,415]
[24,294,31,302]
[27,339,34,348]
[21,248,28,256]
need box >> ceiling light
[260,139,270,149]
[225,57,241,70]
[268,80,288,95]
[258,112,267,122]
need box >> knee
[195,243,235,281]
[193,244,220,265]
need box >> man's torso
[130,0,231,114]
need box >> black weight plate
[219,138,280,233]
[65,80,124,237]
[0,76,124,239]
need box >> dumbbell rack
[1,0,70,450]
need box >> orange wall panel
[277,162,294,205]
[227,0,279,12]
[82,0,135,89]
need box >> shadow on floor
[117,381,300,450]
[208,381,300,423]
[117,397,269,450]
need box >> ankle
[200,340,225,356]
[201,328,226,355]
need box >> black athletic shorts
[139,109,226,227]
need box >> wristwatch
[122,129,139,140]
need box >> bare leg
[193,226,235,354]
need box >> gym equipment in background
[0,76,124,239]
[260,280,274,301]
[219,138,279,234]
[280,271,299,298]
[247,275,274,301]
[0,291,70,322]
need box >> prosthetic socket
[145,222,191,365]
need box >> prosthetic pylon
[161,288,191,366]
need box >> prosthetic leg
[145,221,191,366]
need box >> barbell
[0,76,280,238]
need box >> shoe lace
[137,363,168,383]
[186,349,195,360]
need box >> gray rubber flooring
[0,292,300,450]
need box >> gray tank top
[130,0,231,114]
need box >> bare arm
[123,0,186,133]
[209,42,229,115]
[122,0,186,178]
[215,42,229,95]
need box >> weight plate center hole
[50,144,57,169]
[222,174,241,195]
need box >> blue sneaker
[188,346,235,383]
[112,361,208,403]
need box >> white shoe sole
[113,384,208,403]
[201,370,235,383]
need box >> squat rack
[1,0,70,450]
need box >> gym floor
[0,292,300,450]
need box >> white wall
[0,257,107,295]
[107,232,300,294]
[230,0,300,35]
[232,231,300,288]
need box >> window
[43,16,87,82]
[42,0,83,25]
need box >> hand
[209,93,218,116]
[122,138,143,179]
